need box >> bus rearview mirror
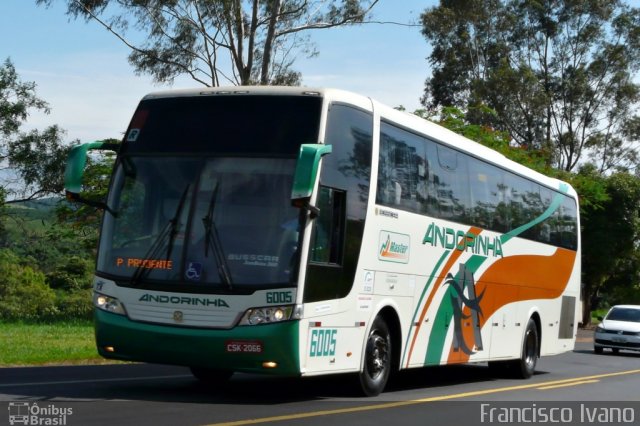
[291,144,332,217]
[64,141,119,214]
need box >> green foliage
[55,289,93,320]
[0,249,58,320]
[0,245,94,321]
[1,202,96,321]
[0,58,49,138]
[577,170,640,322]
[9,125,72,198]
[1,57,69,203]
[432,106,552,173]
[421,0,640,172]
[0,59,99,322]
[564,165,609,213]
[55,144,116,252]
[46,256,93,291]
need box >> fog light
[273,308,285,321]
[104,346,115,353]
[262,361,278,369]
[248,309,266,325]
[239,305,295,325]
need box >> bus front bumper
[95,310,300,376]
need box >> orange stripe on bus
[446,248,577,364]
[405,226,482,367]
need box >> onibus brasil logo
[8,402,73,425]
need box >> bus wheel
[511,318,538,379]
[359,316,392,397]
[190,367,233,384]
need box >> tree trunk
[581,294,592,327]
[261,0,283,85]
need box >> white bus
[65,87,581,396]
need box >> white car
[594,305,640,354]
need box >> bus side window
[468,158,500,230]
[549,196,578,250]
[435,144,471,223]
[377,122,427,213]
[560,197,578,250]
[310,186,346,264]
[537,187,553,244]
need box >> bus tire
[359,316,392,397]
[190,367,233,384]
[511,318,538,379]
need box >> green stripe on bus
[400,250,450,367]
[424,255,486,365]
[420,188,567,366]
[501,192,565,245]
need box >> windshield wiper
[202,182,233,289]
[131,184,190,286]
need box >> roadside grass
[0,321,105,366]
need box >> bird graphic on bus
[445,263,485,355]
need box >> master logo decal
[378,231,410,263]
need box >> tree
[8,125,71,202]
[425,105,553,173]
[577,169,640,324]
[0,58,71,204]
[37,0,379,86]
[0,249,58,320]
[421,0,640,173]
[55,141,118,253]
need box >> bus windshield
[96,94,322,291]
[97,157,301,289]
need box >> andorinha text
[423,222,503,257]
[139,293,230,307]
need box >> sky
[0,0,436,143]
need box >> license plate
[225,340,263,354]
[612,337,627,343]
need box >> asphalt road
[1,330,640,426]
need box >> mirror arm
[293,199,320,219]
[65,191,118,217]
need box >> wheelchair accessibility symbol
[185,262,202,281]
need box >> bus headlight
[94,293,127,315]
[239,305,296,326]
